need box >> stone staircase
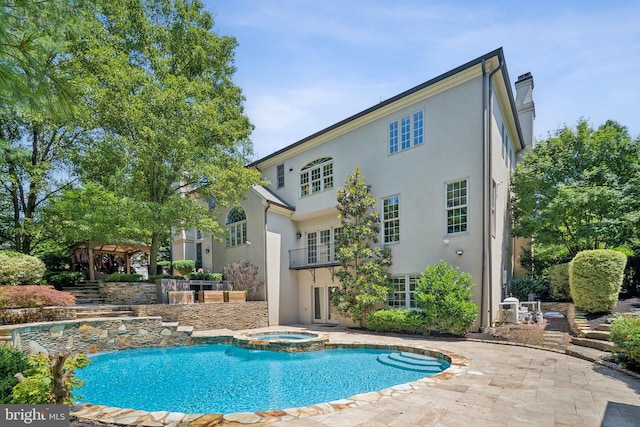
[61,281,105,305]
[376,352,449,373]
[72,305,135,319]
[566,312,623,362]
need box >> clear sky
[203,0,640,160]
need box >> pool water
[249,332,318,341]
[77,344,449,414]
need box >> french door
[312,285,339,324]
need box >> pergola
[71,241,151,281]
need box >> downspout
[481,57,504,330]
[264,201,270,324]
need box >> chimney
[515,72,535,149]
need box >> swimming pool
[76,344,450,414]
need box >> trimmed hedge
[188,272,223,281]
[548,263,571,301]
[104,273,141,282]
[366,309,428,334]
[0,251,46,286]
[569,249,627,314]
[172,260,195,276]
[610,314,640,364]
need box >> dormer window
[300,157,333,197]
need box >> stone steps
[571,336,622,353]
[62,281,105,305]
[72,305,134,319]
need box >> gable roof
[251,185,295,211]
[249,47,524,168]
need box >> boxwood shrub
[366,309,428,334]
[188,272,223,281]
[104,273,141,282]
[569,249,627,314]
[610,314,640,364]
[547,263,571,301]
[0,251,46,286]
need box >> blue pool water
[76,344,449,414]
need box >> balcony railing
[289,244,339,269]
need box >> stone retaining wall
[0,307,78,325]
[133,301,268,330]
[3,317,193,354]
[100,281,157,305]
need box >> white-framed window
[389,110,424,154]
[446,179,468,234]
[277,164,285,188]
[306,227,342,265]
[225,207,247,247]
[300,157,333,197]
[388,274,420,309]
[383,195,400,243]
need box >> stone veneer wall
[133,301,268,330]
[99,282,157,305]
[0,307,78,325]
[6,317,193,354]
[541,302,577,334]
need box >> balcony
[289,244,339,270]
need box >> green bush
[0,286,75,309]
[104,273,141,282]
[569,249,627,313]
[172,260,195,276]
[610,314,640,364]
[366,309,428,334]
[0,251,46,286]
[188,272,223,281]
[547,263,571,301]
[509,276,549,301]
[0,345,29,403]
[414,261,478,335]
[46,272,83,288]
[11,353,90,404]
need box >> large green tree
[331,168,392,327]
[71,0,261,273]
[511,119,640,257]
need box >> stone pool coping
[70,326,469,426]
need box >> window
[305,227,342,266]
[389,110,424,154]
[389,121,398,153]
[225,207,247,247]
[446,179,468,234]
[196,230,202,240]
[277,164,285,188]
[383,196,400,243]
[208,197,216,210]
[401,116,411,150]
[413,111,424,145]
[388,274,420,309]
[300,158,333,197]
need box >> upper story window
[277,164,285,188]
[225,207,247,247]
[446,179,468,234]
[300,157,333,197]
[383,195,400,243]
[389,110,424,154]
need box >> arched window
[300,157,333,197]
[225,207,247,247]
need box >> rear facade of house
[173,48,536,330]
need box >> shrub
[11,353,90,404]
[146,274,183,282]
[569,249,627,313]
[224,260,264,301]
[172,260,195,276]
[0,286,75,309]
[547,263,571,301]
[414,261,478,335]
[366,309,428,334]
[0,251,46,286]
[188,272,223,281]
[610,314,640,364]
[509,276,549,301]
[104,273,141,282]
[46,272,83,288]
[0,345,29,404]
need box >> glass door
[313,285,340,324]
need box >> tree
[70,0,262,273]
[511,119,640,257]
[331,167,392,327]
[0,0,94,254]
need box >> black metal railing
[289,244,339,269]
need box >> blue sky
[203,0,640,160]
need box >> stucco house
[172,47,535,331]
